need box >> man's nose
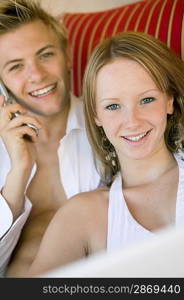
[26,62,46,83]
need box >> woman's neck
[119,148,176,188]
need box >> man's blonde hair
[0,0,67,52]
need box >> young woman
[25,32,184,277]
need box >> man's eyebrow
[3,44,55,70]
[36,44,55,55]
[3,58,22,70]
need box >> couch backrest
[59,0,184,97]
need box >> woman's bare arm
[26,194,93,277]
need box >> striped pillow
[60,0,184,97]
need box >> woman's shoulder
[49,187,109,244]
[55,187,109,219]
[56,187,109,252]
[69,186,109,212]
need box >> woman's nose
[123,107,141,128]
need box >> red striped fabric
[170,0,184,57]
[60,0,184,97]
[146,1,163,36]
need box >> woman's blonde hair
[83,31,184,185]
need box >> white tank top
[107,152,184,252]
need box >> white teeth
[30,84,56,97]
[125,132,147,142]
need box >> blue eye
[141,97,155,104]
[40,52,54,59]
[9,64,22,72]
[106,104,120,110]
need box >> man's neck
[36,102,70,144]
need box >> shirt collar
[65,93,85,134]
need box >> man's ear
[66,45,72,70]
[167,97,174,115]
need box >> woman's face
[95,58,173,161]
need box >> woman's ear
[94,117,102,127]
[167,97,174,115]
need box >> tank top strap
[174,152,184,225]
[107,172,124,252]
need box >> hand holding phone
[0,80,39,137]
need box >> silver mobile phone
[0,80,39,136]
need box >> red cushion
[60,0,184,97]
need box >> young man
[0,0,100,277]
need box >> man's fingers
[0,95,5,107]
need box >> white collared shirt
[0,94,100,276]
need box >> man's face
[0,19,70,117]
